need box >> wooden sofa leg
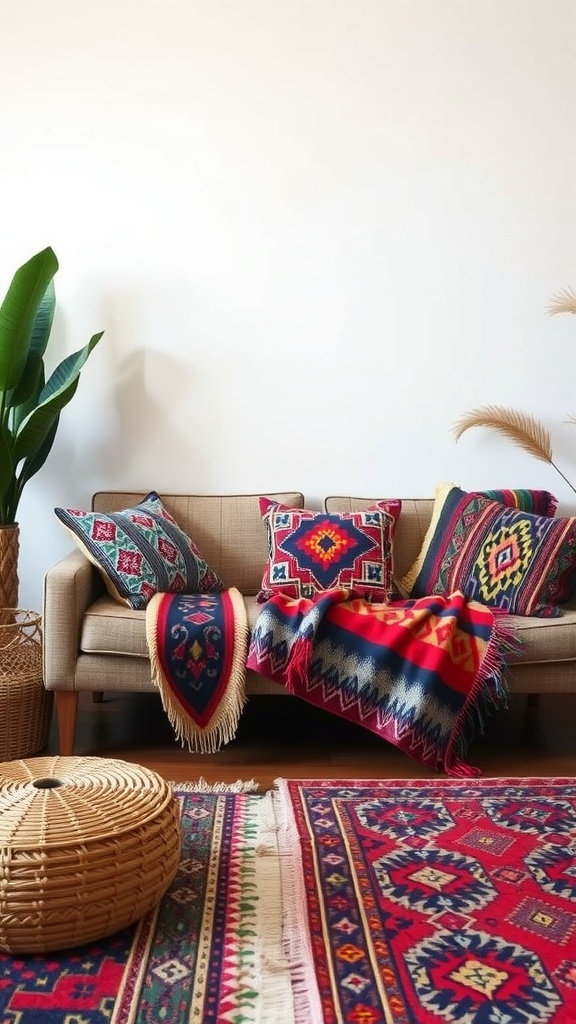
[92,692,104,703]
[55,691,79,756]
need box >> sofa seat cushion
[82,598,149,657]
[506,597,576,664]
[81,594,264,659]
[81,591,576,672]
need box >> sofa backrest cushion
[324,496,434,581]
[92,491,305,595]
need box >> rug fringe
[254,791,299,1023]
[272,778,325,1024]
[170,777,259,792]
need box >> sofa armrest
[42,551,106,692]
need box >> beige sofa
[43,491,576,755]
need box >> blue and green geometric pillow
[257,497,396,602]
[55,491,223,610]
[401,483,576,618]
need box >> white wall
[1,0,576,610]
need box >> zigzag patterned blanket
[247,589,517,776]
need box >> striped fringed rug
[0,783,296,1024]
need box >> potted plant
[0,246,104,607]
[453,286,576,497]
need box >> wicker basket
[0,756,182,953]
[0,609,53,760]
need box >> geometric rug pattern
[274,776,576,1024]
[0,785,292,1024]
[2,777,575,1023]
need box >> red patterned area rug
[0,783,295,1024]
[275,777,576,1024]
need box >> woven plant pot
[0,609,53,760]
[0,526,19,610]
[0,756,182,953]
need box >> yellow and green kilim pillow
[402,483,576,617]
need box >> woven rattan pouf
[0,756,181,953]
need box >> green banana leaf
[13,331,103,463]
[0,246,103,523]
[11,280,56,416]
[14,416,60,511]
[0,248,58,393]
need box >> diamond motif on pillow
[478,522,530,600]
[289,517,375,588]
[117,549,144,577]
[55,491,223,609]
[158,537,178,563]
[258,497,395,602]
[93,519,117,542]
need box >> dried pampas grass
[453,405,576,497]
[547,287,576,317]
[452,406,553,465]
[452,290,576,497]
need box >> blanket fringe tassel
[284,591,348,692]
[285,635,313,692]
[448,608,521,777]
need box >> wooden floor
[43,690,576,789]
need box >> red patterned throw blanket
[146,588,248,752]
[247,589,517,776]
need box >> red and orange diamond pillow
[257,496,401,603]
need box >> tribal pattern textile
[247,588,515,776]
[402,484,576,618]
[275,777,576,1024]
[146,588,249,752]
[55,491,223,609]
[257,497,396,603]
[0,787,294,1024]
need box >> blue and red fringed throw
[146,588,248,752]
[247,588,518,775]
